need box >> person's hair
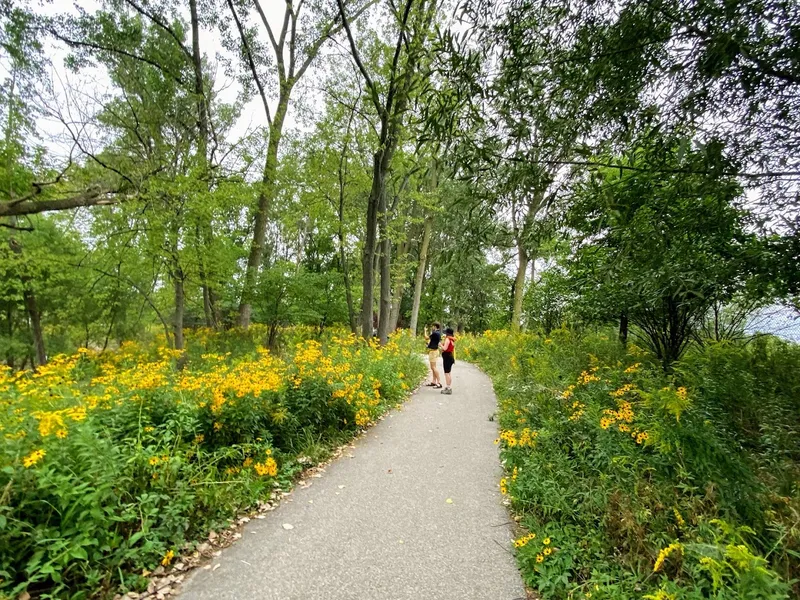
[445,327,454,336]
[432,322,440,329]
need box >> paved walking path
[178,360,526,600]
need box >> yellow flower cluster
[500,477,508,495]
[519,428,538,446]
[32,406,86,439]
[601,400,635,429]
[569,400,585,421]
[609,383,637,399]
[514,532,536,548]
[653,542,682,572]
[254,457,278,478]
[176,347,285,414]
[644,591,677,600]
[598,397,649,444]
[3,328,418,473]
[23,448,46,468]
[498,428,538,448]
[623,363,642,374]
[577,369,601,385]
[499,429,518,447]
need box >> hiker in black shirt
[424,322,442,389]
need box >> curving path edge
[178,359,526,600]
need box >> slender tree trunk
[361,151,386,339]
[377,235,392,344]
[174,271,185,351]
[190,0,220,329]
[511,245,529,332]
[409,214,432,336]
[7,215,46,366]
[337,208,357,336]
[389,238,410,331]
[339,234,357,335]
[239,90,290,328]
[23,289,46,367]
[619,312,628,345]
[5,305,13,369]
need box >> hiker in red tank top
[439,328,455,395]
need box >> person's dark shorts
[442,352,455,374]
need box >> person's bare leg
[429,358,440,385]
[445,372,452,387]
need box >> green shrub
[462,329,799,598]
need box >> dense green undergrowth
[0,326,426,599]
[461,330,800,599]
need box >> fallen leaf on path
[282,523,294,530]
[338,485,345,489]
[387,469,393,474]
[212,564,220,572]
[446,498,453,504]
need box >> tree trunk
[619,312,628,345]
[5,305,13,369]
[239,90,290,328]
[361,151,386,339]
[409,214,432,336]
[377,235,392,344]
[174,271,185,351]
[190,0,220,329]
[340,240,358,335]
[337,205,357,336]
[388,238,409,332]
[23,289,46,367]
[511,245,529,332]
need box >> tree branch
[337,0,384,116]
[0,188,122,218]
[226,0,273,127]
[51,30,189,88]
[123,0,194,61]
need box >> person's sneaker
[441,387,452,395]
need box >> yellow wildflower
[653,542,682,572]
[161,550,175,566]
[23,449,46,468]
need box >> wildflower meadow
[0,327,425,599]
[461,330,800,599]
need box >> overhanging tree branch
[0,188,122,218]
